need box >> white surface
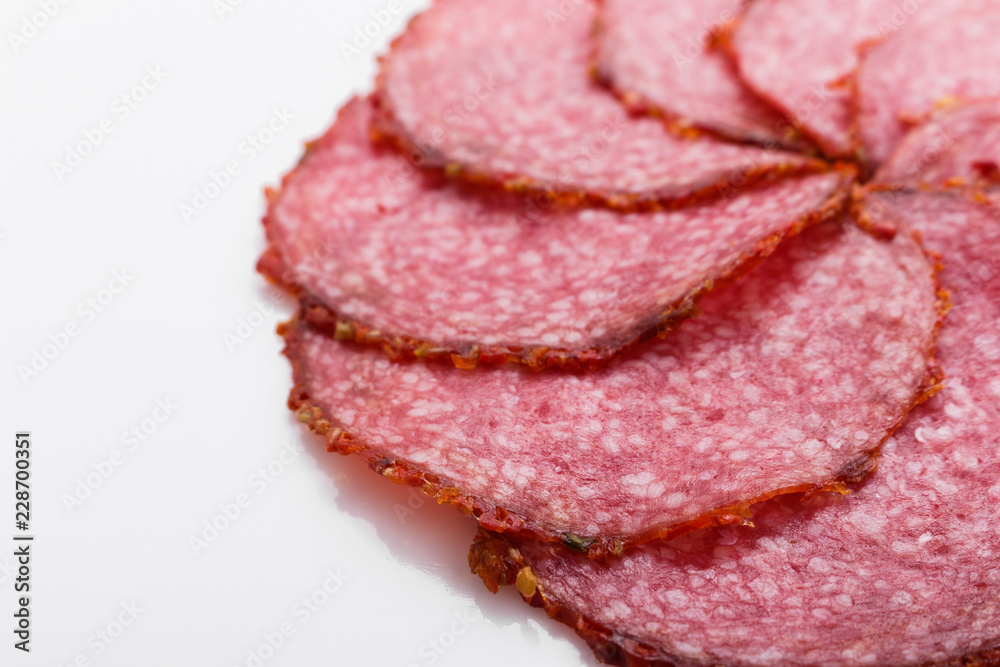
[0,1,598,665]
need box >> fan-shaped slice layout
[260,97,850,370]
[373,0,822,209]
[857,0,1000,166]
[472,192,1000,667]
[594,0,795,147]
[283,219,942,559]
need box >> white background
[0,1,599,665]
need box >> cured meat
[260,97,851,370]
[472,192,1000,667]
[593,0,795,147]
[731,0,895,158]
[373,0,823,209]
[873,99,1000,190]
[283,220,941,559]
[857,0,1000,166]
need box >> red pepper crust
[368,0,830,213]
[280,245,948,562]
[467,527,1000,667]
[259,165,855,372]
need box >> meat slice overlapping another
[373,0,822,209]
[259,97,850,370]
[593,0,797,147]
[873,98,1000,190]
[731,0,895,158]
[471,192,1000,667]
[857,0,1000,166]
[283,220,941,559]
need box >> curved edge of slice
[259,165,857,372]
[369,4,830,212]
[369,93,830,212]
[589,0,808,152]
[853,184,1000,241]
[280,255,948,560]
[468,527,1000,667]
[870,98,1000,191]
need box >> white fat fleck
[890,590,915,607]
[623,471,656,486]
[808,557,832,574]
[665,492,687,508]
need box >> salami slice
[593,0,795,147]
[261,97,851,370]
[857,0,1000,166]
[283,219,941,559]
[373,0,823,209]
[472,192,1000,667]
[731,0,895,158]
[873,99,1000,190]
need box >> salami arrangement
[372,0,822,209]
[282,219,939,557]
[259,0,1000,664]
[470,191,1000,667]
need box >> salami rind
[856,0,1000,166]
[260,97,852,370]
[593,0,796,147]
[873,99,1000,190]
[282,220,942,559]
[372,0,824,210]
[732,0,895,159]
[472,192,1000,667]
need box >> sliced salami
[873,99,1000,190]
[593,0,795,147]
[857,0,1000,166]
[261,97,851,370]
[732,0,895,158]
[283,219,941,559]
[373,0,822,209]
[472,192,1000,667]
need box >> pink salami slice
[732,0,896,158]
[373,0,822,209]
[857,0,1000,166]
[283,219,941,559]
[472,192,1000,667]
[261,97,850,370]
[594,0,795,147]
[873,99,1000,190]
